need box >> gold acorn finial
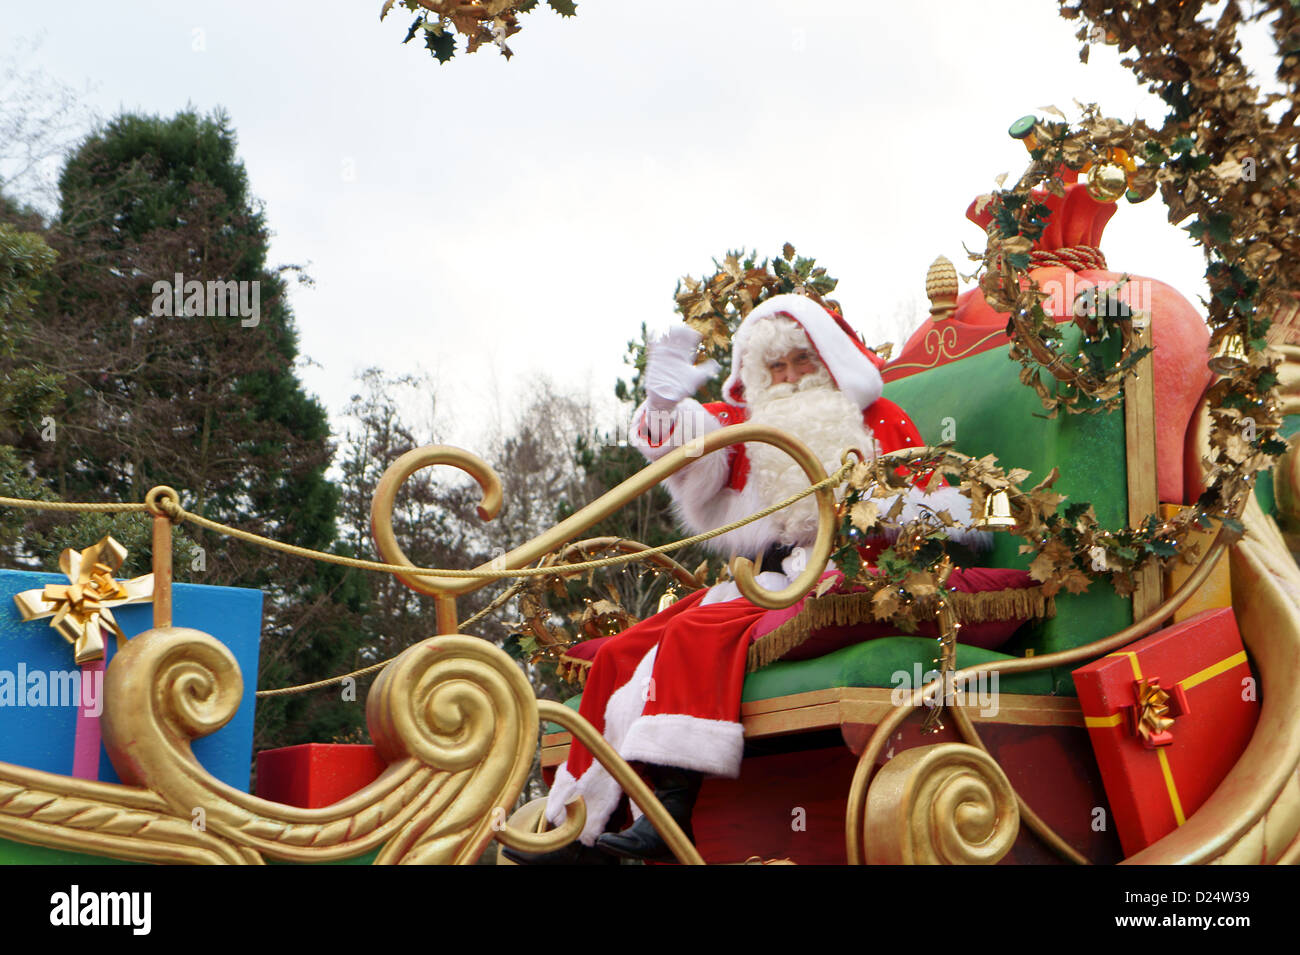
[926,255,959,322]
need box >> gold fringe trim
[557,653,593,687]
[745,587,1057,675]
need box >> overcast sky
[7,0,1259,452]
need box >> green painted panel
[0,838,139,865]
[882,329,1130,662]
[0,835,380,866]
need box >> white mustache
[759,369,832,402]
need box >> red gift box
[1072,607,1259,857]
[256,743,388,809]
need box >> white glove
[645,326,720,412]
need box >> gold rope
[1027,245,1107,272]
[0,496,147,513]
[254,578,528,697]
[0,466,847,583]
[1,466,850,696]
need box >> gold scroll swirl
[492,797,587,855]
[885,328,1008,376]
[371,427,839,612]
[371,446,503,599]
[863,743,1019,865]
[99,627,537,864]
[368,634,538,864]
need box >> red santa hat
[722,293,885,410]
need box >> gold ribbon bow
[13,536,154,664]
[1133,678,1176,747]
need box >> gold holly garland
[507,539,707,668]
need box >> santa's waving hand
[504,294,984,866]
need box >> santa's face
[765,346,821,386]
[745,345,873,546]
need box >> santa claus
[503,293,979,865]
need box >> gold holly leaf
[850,500,879,532]
[814,576,839,598]
[1028,550,1060,582]
[903,572,938,597]
[871,587,900,619]
[1060,568,1093,595]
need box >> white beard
[747,375,877,546]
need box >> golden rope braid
[0,496,147,514]
[1,462,852,694]
[254,578,529,697]
[1027,244,1107,272]
[5,468,848,581]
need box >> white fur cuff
[620,713,745,778]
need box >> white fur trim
[620,713,746,778]
[630,398,724,463]
[723,294,883,411]
[699,570,789,606]
[543,761,623,847]
[545,645,660,844]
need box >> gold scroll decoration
[13,536,153,664]
[96,626,540,864]
[863,743,1019,865]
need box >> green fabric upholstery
[738,636,1055,700]
[882,330,1130,682]
[558,636,1055,720]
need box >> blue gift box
[0,569,262,792]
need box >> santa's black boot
[499,839,620,866]
[595,765,703,863]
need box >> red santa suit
[544,294,978,843]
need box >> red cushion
[561,567,1037,669]
[749,567,1033,660]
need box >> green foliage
[4,108,349,750]
[425,29,457,64]
[0,223,62,438]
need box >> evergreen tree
[11,108,354,750]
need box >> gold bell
[656,587,679,614]
[1207,334,1248,376]
[977,490,1017,529]
[1085,161,1129,203]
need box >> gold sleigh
[3,368,1300,865]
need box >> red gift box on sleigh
[1072,607,1259,857]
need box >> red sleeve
[702,401,750,491]
[863,398,946,489]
